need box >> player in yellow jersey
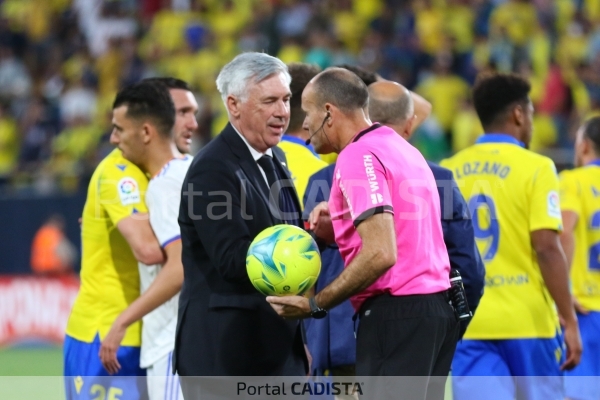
[560,117,600,400]
[64,145,164,399]
[441,73,582,400]
[64,77,198,400]
[278,63,328,205]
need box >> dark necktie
[257,155,298,225]
[257,155,279,191]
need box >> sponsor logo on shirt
[118,177,141,206]
[547,190,561,218]
[371,193,383,205]
[485,274,529,288]
[363,155,380,192]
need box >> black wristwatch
[309,297,327,319]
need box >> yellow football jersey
[278,137,327,208]
[66,149,149,346]
[559,161,600,311]
[441,134,562,339]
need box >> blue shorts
[452,336,564,400]
[564,311,600,400]
[63,334,147,400]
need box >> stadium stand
[0,0,596,197]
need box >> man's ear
[141,122,153,144]
[227,95,241,119]
[325,103,335,126]
[582,136,592,155]
[513,104,525,127]
[404,115,416,138]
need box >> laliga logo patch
[118,177,141,206]
[547,190,561,218]
[120,179,136,194]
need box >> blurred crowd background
[0,0,598,197]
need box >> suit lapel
[221,124,274,223]
[272,148,302,217]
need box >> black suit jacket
[174,123,306,376]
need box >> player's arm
[99,240,183,374]
[267,212,396,316]
[409,91,432,133]
[100,169,164,265]
[558,172,581,270]
[559,211,578,269]
[314,212,396,310]
[117,216,165,265]
[531,229,582,370]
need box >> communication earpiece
[305,110,331,145]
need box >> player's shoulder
[519,147,554,167]
[440,146,474,168]
[558,166,578,180]
[96,149,147,181]
[559,165,593,179]
[152,155,193,186]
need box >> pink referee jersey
[329,123,451,310]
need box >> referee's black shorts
[356,291,459,399]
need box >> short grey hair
[216,52,291,105]
[369,87,414,126]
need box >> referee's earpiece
[325,110,331,120]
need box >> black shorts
[356,291,459,400]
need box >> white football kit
[139,155,192,400]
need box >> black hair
[583,116,600,154]
[113,81,175,138]
[312,68,369,113]
[472,73,531,128]
[142,77,191,91]
[288,63,321,132]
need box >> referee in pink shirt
[268,68,459,398]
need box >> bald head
[310,67,369,113]
[368,81,414,129]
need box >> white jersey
[139,155,192,368]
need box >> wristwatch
[309,297,327,319]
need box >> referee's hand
[267,295,311,319]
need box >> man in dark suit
[175,53,307,396]
[367,80,485,327]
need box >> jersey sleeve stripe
[162,235,182,248]
[353,205,394,227]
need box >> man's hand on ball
[266,296,311,319]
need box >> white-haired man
[174,52,307,397]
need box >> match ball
[246,224,321,296]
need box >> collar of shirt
[587,159,600,167]
[232,124,273,161]
[352,123,382,143]
[281,134,319,157]
[475,133,525,148]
